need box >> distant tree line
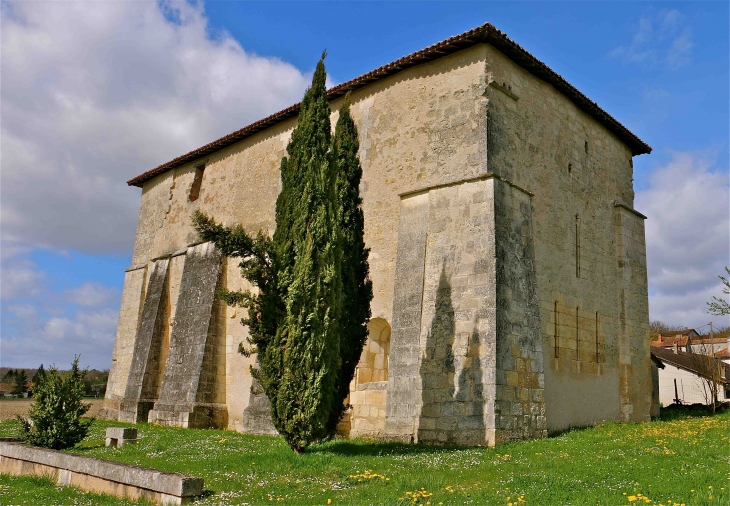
[649,320,730,342]
[1,366,108,398]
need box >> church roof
[128,22,652,188]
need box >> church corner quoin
[102,22,653,446]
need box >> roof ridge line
[127,21,651,188]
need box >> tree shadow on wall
[417,265,484,445]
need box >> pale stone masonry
[102,23,653,445]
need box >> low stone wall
[0,441,203,505]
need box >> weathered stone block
[105,427,138,447]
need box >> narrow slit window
[584,140,589,153]
[595,311,600,363]
[189,165,205,202]
[576,306,580,361]
[554,301,559,358]
[575,214,581,278]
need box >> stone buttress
[148,242,227,428]
[106,242,227,428]
[119,258,170,423]
[385,175,545,446]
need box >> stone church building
[102,23,653,446]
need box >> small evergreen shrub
[11,370,29,397]
[18,357,93,449]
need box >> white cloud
[649,283,727,331]
[0,257,46,299]
[0,0,318,369]
[1,308,119,369]
[636,151,730,328]
[7,303,38,321]
[665,29,693,70]
[610,9,694,70]
[0,0,311,256]
[66,283,121,307]
[0,258,122,367]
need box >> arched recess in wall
[355,318,391,385]
[345,318,391,437]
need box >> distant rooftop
[651,347,730,384]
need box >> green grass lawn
[0,408,727,505]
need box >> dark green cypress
[326,97,373,436]
[193,52,342,452]
[273,52,342,452]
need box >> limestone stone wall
[413,179,499,446]
[148,242,225,428]
[384,176,544,446]
[107,45,491,432]
[615,206,652,422]
[493,180,545,443]
[102,266,146,419]
[119,258,169,423]
[481,45,651,430]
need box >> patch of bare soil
[0,399,103,421]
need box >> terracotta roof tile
[127,22,652,188]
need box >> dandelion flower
[328,500,332,505]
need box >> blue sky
[1,1,728,369]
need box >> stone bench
[0,441,203,505]
[106,427,137,447]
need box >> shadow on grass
[547,424,595,438]
[659,402,729,421]
[73,443,106,451]
[192,490,216,502]
[308,438,468,457]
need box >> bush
[17,357,93,449]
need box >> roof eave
[127,22,651,188]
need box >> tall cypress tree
[326,97,373,436]
[272,51,342,452]
[193,53,344,452]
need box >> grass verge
[0,407,727,505]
